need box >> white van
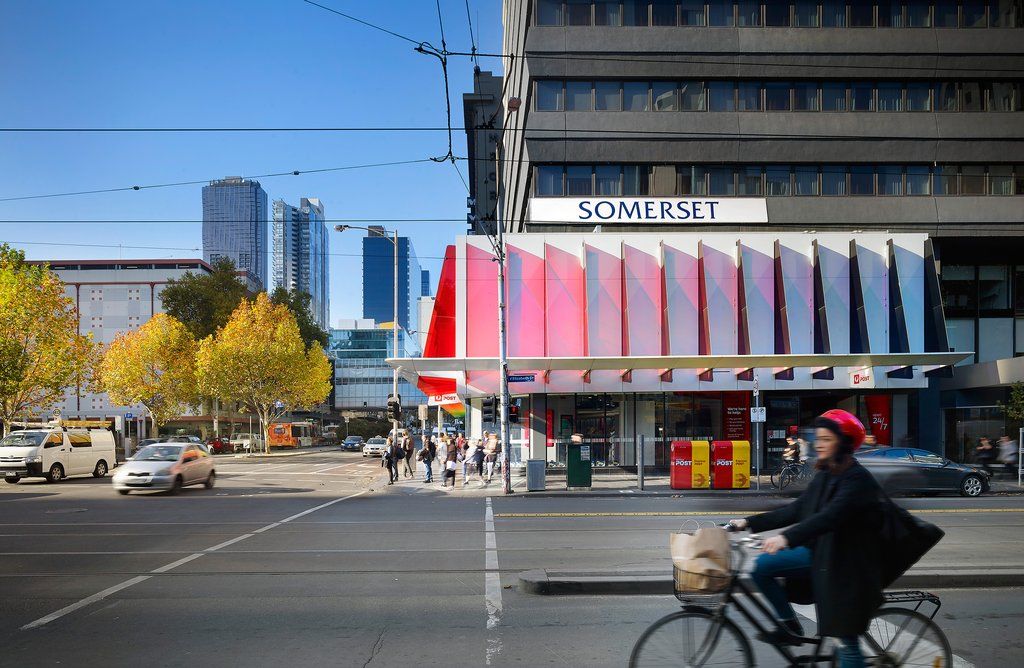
[0,428,116,483]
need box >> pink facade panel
[545,244,586,357]
[506,244,546,357]
[585,244,623,357]
[779,243,814,354]
[663,245,699,356]
[624,243,663,356]
[465,243,498,357]
[701,243,738,355]
[739,243,774,355]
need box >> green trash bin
[566,439,592,489]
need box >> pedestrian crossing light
[482,395,497,423]
[509,404,520,424]
[386,395,401,422]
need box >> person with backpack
[472,438,486,482]
[401,433,415,479]
[382,437,399,485]
[484,436,499,483]
[417,441,433,483]
[442,448,458,488]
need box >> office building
[328,322,425,413]
[421,269,432,297]
[202,176,268,290]
[273,197,330,329]
[463,69,504,236]
[361,227,422,333]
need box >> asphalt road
[0,450,1021,666]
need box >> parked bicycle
[629,527,952,667]
[770,460,813,490]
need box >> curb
[515,489,787,499]
[518,569,1024,595]
[223,446,343,460]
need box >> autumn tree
[99,313,199,429]
[196,293,332,453]
[0,245,97,436]
[269,287,328,348]
[160,257,248,339]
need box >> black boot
[756,618,805,646]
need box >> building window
[737,0,761,26]
[990,82,1022,112]
[765,166,792,196]
[794,166,820,195]
[850,82,874,111]
[935,82,958,111]
[960,165,986,194]
[537,0,564,25]
[595,165,623,195]
[989,165,1014,195]
[907,0,932,25]
[623,0,650,25]
[623,165,650,195]
[793,82,820,111]
[708,0,734,25]
[764,82,791,111]
[1016,164,1024,194]
[567,0,592,25]
[737,82,762,111]
[624,81,650,110]
[877,166,903,195]
[822,166,848,196]
[877,82,903,111]
[849,0,875,26]
[979,265,1010,310]
[536,81,563,111]
[906,166,931,195]
[979,318,1013,362]
[877,0,905,26]
[962,0,988,26]
[991,0,1023,27]
[1016,317,1024,356]
[906,82,932,111]
[822,0,848,26]
[739,167,763,195]
[679,166,708,195]
[595,0,622,24]
[934,166,959,195]
[961,82,984,111]
[652,0,677,25]
[795,0,820,26]
[536,166,564,196]
[822,82,847,111]
[708,82,735,111]
[566,166,593,195]
[708,167,736,195]
[680,81,706,110]
[565,81,592,111]
[595,81,622,110]
[652,81,678,111]
[765,0,790,25]
[942,265,977,312]
[849,166,875,195]
[680,0,706,25]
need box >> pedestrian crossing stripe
[494,508,1024,518]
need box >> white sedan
[112,443,215,494]
[362,437,388,458]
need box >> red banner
[864,395,892,446]
[723,392,751,441]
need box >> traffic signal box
[711,440,751,489]
[669,440,710,490]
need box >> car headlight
[25,455,42,463]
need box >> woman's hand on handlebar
[763,535,789,554]
[727,519,748,531]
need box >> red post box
[670,440,710,489]
[712,440,751,489]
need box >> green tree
[270,287,329,348]
[0,244,98,435]
[1003,381,1024,426]
[161,257,248,339]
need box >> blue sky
[0,0,502,324]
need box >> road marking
[484,497,502,665]
[19,490,366,631]
[495,508,1024,518]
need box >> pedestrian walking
[382,436,399,484]
[462,440,476,484]
[975,436,996,474]
[443,449,458,488]
[437,435,448,467]
[418,442,433,483]
[484,437,498,482]
[998,435,1019,476]
[456,432,466,451]
[427,435,438,463]
[402,432,415,479]
[473,438,486,481]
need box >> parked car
[230,433,264,453]
[341,436,365,452]
[362,437,388,457]
[112,443,215,495]
[856,447,991,497]
[1,428,116,483]
[207,436,234,455]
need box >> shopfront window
[978,265,1010,310]
[945,318,976,365]
[941,265,977,313]
[979,318,1014,362]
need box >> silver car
[362,437,388,458]
[112,443,215,495]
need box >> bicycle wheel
[857,608,953,667]
[778,469,796,490]
[629,609,753,667]
[770,467,786,489]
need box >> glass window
[739,167,763,195]
[795,0,820,26]
[1016,164,1024,194]
[595,165,623,195]
[679,166,708,195]
[906,82,931,111]
[989,82,1022,112]
[850,166,874,194]
[822,0,847,26]
[962,82,983,111]
[623,0,650,24]
[849,0,875,25]
[962,0,987,26]
[1017,267,1024,310]
[536,80,563,111]
[877,83,903,111]
[565,81,593,111]
[567,0,592,25]
[961,165,986,194]
[877,166,903,195]
[989,165,1013,195]
[991,0,1022,27]
[595,0,623,24]
[907,0,932,26]
[566,166,593,195]
[822,166,848,195]
[708,167,736,195]
[979,318,1014,362]
[652,0,677,25]
[906,166,931,195]
[737,0,762,25]
[822,82,847,111]
[680,0,706,24]
[708,0,734,25]
[708,82,736,111]
[934,0,958,26]
[680,81,706,110]
[537,0,564,25]
[766,167,792,196]
[945,318,975,364]
[737,82,762,111]
[536,166,564,196]
[595,81,622,110]
[623,165,649,195]
[1017,317,1024,355]
[766,1,791,25]
[979,265,1010,310]
[850,82,874,111]
[793,82,820,110]
[794,166,820,195]
[652,81,678,111]
[934,166,959,194]
[765,82,791,111]
[624,82,649,111]
[942,265,976,312]
[878,0,905,26]
[935,82,957,111]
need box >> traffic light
[509,404,520,424]
[386,395,401,422]
[481,395,496,423]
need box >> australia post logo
[673,459,693,467]
[715,459,734,467]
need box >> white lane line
[484,498,502,665]
[20,490,366,631]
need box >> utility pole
[392,228,400,443]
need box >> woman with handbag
[729,409,884,668]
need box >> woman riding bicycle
[730,409,884,668]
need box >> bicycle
[771,460,813,490]
[629,528,952,667]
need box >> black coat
[746,460,884,638]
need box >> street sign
[418,404,429,420]
[344,416,350,423]
[750,406,766,423]
[125,413,133,419]
[507,374,536,383]
[752,377,759,397]
[51,408,61,418]
[428,393,460,406]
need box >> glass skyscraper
[328,324,425,411]
[202,177,268,289]
[273,197,330,329]
[362,227,422,332]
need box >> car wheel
[4,475,20,484]
[960,474,984,497]
[117,489,129,495]
[169,475,183,495]
[204,470,216,489]
[46,464,64,483]
[93,460,108,478]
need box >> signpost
[752,377,761,490]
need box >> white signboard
[418,404,429,420]
[428,393,460,406]
[750,407,766,423]
[529,197,769,225]
[851,368,874,387]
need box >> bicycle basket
[670,526,733,596]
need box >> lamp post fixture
[335,224,401,441]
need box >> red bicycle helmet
[817,409,867,450]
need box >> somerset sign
[529,197,768,225]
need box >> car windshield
[0,432,47,447]
[133,445,184,462]
[367,438,385,445]
[137,439,161,447]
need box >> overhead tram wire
[299,0,422,45]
